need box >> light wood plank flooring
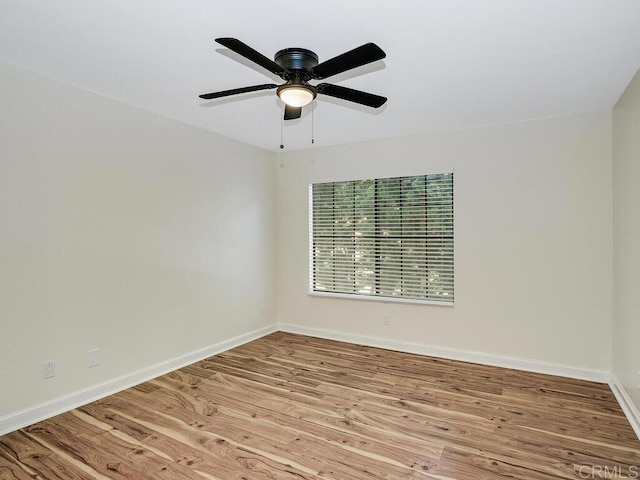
[1,332,639,479]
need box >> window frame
[307,170,454,307]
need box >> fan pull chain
[280,110,284,149]
[311,107,315,145]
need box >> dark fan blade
[310,43,386,80]
[284,105,302,120]
[316,83,387,108]
[216,38,285,76]
[199,83,277,100]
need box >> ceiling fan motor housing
[274,48,318,81]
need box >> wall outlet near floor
[89,349,100,368]
[637,371,640,390]
[43,360,56,379]
[383,315,391,326]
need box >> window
[309,173,454,304]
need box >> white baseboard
[0,323,278,437]
[609,375,640,441]
[278,323,611,383]
[5,322,634,442]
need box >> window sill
[308,290,454,307]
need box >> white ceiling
[2,0,640,152]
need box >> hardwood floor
[1,332,639,479]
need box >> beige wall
[277,112,613,372]
[0,57,624,423]
[0,63,277,417]
[613,68,640,411]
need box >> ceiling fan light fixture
[277,84,316,107]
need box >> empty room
[1,1,640,479]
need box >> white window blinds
[309,173,454,303]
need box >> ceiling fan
[199,38,387,120]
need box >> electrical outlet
[43,360,56,379]
[383,315,391,326]
[637,371,640,391]
[89,349,100,368]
